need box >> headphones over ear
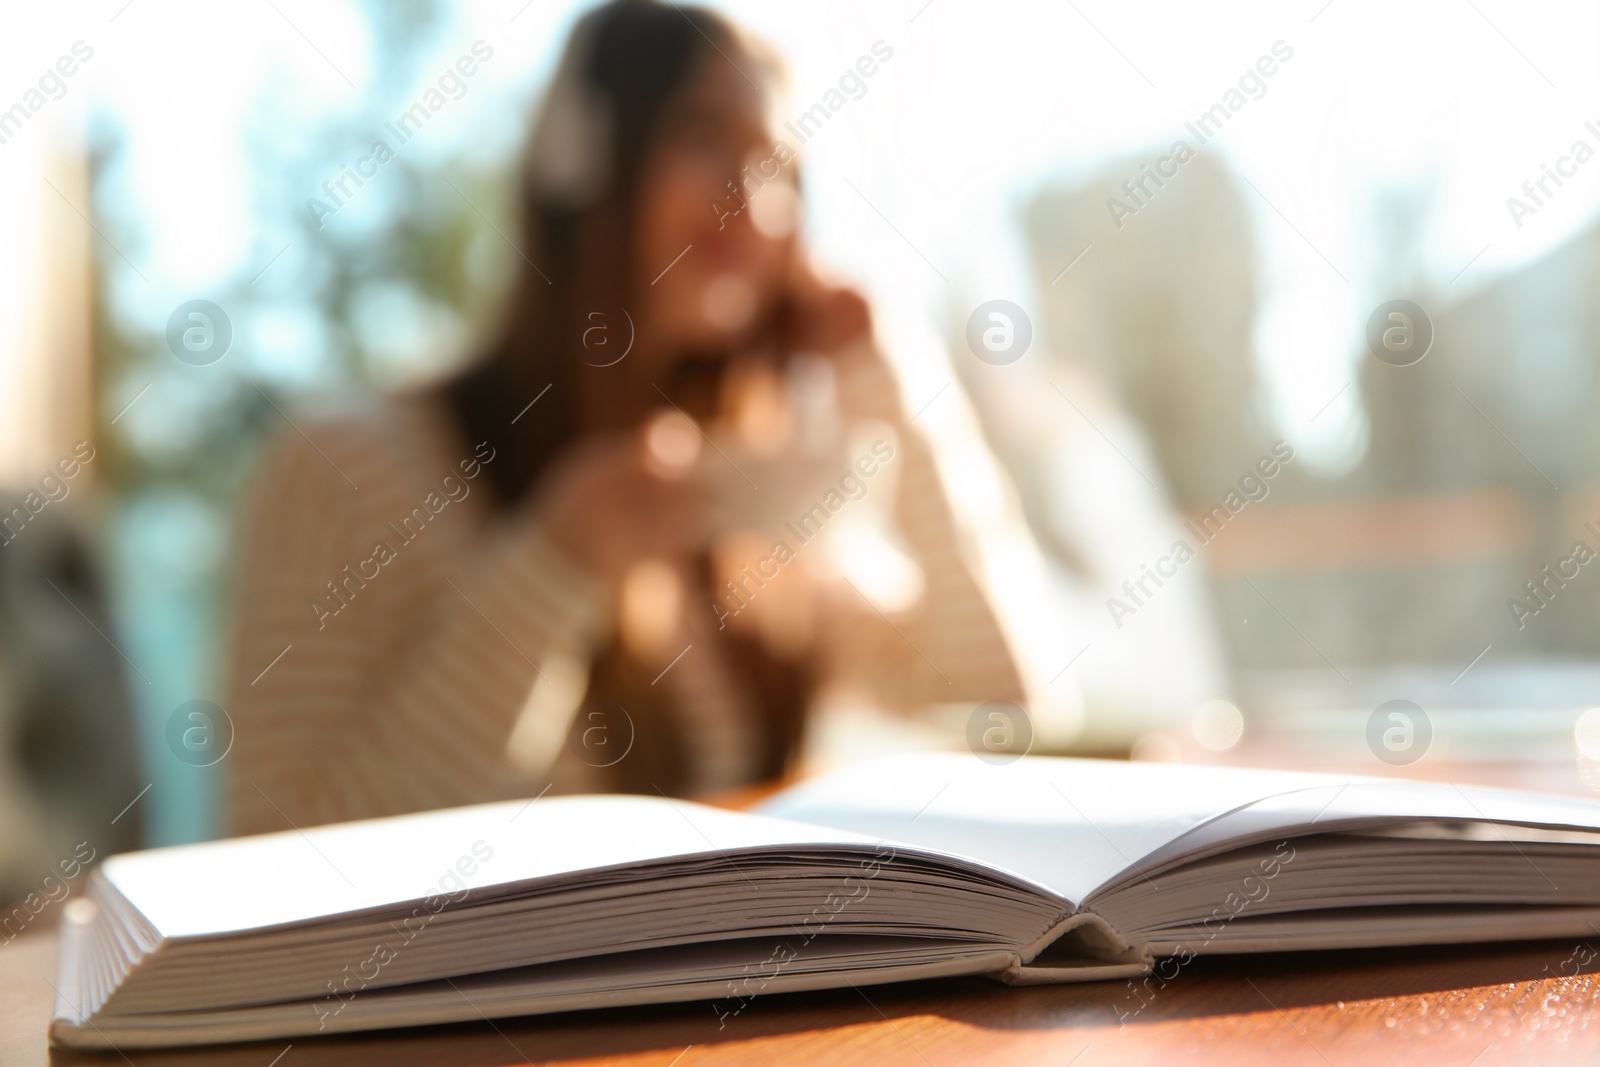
[523,8,613,210]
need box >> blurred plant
[93,0,517,496]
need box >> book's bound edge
[990,912,1153,986]
[992,957,1151,985]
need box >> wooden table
[6,760,1600,1066]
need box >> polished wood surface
[6,759,1600,1066]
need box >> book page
[759,753,1335,904]
[101,795,881,939]
[1094,774,1600,901]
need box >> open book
[51,753,1600,1048]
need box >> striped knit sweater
[223,346,1029,835]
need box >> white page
[102,795,879,939]
[759,753,1342,904]
[1096,776,1600,900]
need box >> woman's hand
[531,411,703,591]
[783,257,873,358]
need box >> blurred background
[5,0,1600,902]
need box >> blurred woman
[225,0,1046,834]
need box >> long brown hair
[443,0,811,794]
[446,0,742,504]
